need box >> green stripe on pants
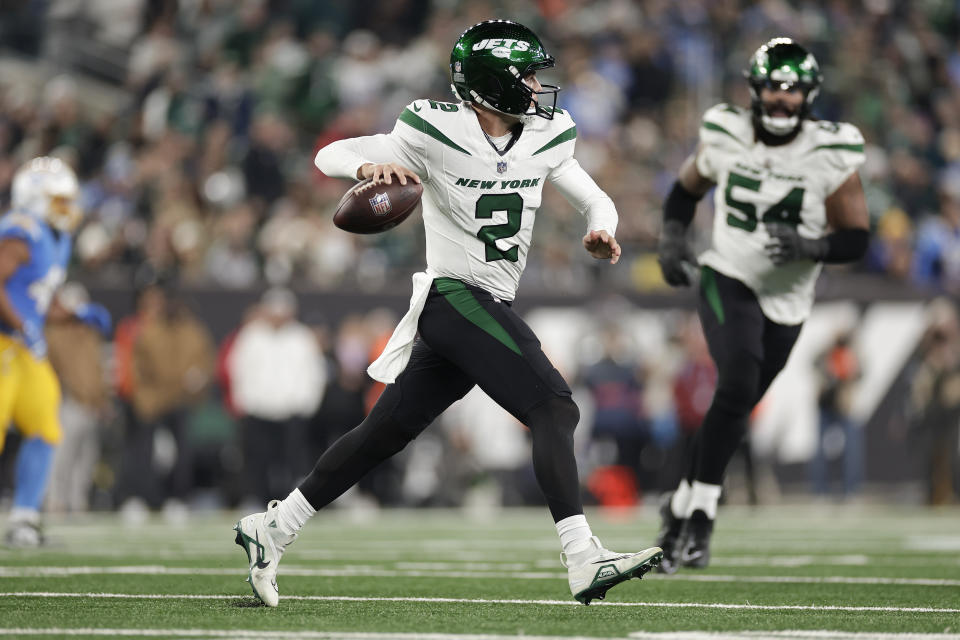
[700,266,725,325]
[434,278,523,356]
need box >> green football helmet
[450,20,559,120]
[744,37,823,136]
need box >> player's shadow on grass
[230,598,267,608]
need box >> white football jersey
[316,99,615,302]
[314,99,617,382]
[695,103,865,325]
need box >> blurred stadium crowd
[1,0,959,515]
[0,0,958,293]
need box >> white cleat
[562,536,662,605]
[4,520,45,548]
[233,500,296,607]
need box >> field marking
[3,565,960,587]
[628,634,960,640]
[2,630,960,640]
[3,592,960,614]
[0,629,609,639]
[4,546,959,567]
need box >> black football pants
[299,278,583,522]
[687,267,802,486]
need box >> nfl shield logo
[454,61,462,72]
[369,192,392,216]
[497,161,508,174]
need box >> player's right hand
[358,163,421,186]
[657,221,698,287]
[19,320,47,359]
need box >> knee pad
[526,396,580,437]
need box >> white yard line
[0,629,610,639]
[627,634,960,640]
[2,629,960,640]
[3,565,960,587]
[2,592,959,614]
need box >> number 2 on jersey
[476,193,522,262]
[725,171,804,232]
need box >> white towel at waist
[367,271,434,383]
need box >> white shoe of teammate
[561,536,662,605]
[234,500,296,607]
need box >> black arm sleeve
[820,228,870,264]
[663,181,702,229]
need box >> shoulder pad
[804,120,865,153]
[397,99,472,155]
[803,120,865,178]
[0,211,42,242]
[700,103,752,149]
[529,108,577,156]
[404,99,463,121]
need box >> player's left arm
[766,172,870,265]
[549,157,621,264]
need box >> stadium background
[0,0,957,517]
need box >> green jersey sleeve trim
[532,125,577,156]
[434,277,523,357]
[702,121,746,147]
[810,143,865,153]
[398,108,471,155]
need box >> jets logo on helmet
[11,156,82,233]
[450,20,560,120]
[744,37,823,137]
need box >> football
[332,178,423,234]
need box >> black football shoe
[654,493,685,574]
[677,509,714,569]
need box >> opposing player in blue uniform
[0,157,109,547]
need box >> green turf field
[1,504,959,639]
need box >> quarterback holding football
[655,38,870,572]
[234,20,662,607]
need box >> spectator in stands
[810,332,863,498]
[228,288,324,504]
[581,324,647,482]
[123,289,214,513]
[912,193,960,293]
[909,299,960,505]
[670,318,716,488]
[45,284,111,513]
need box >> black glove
[658,220,698,287]
[765,223,828,265]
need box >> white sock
[275,488,315,537]
[556,514,595,557]
[670,479,692,519]
[9,507,40,525]
[686,481,722,519]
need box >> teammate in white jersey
[654,38,870,572]
[233,20,662,607]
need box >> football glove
[75,302,112,336]
[19,320,47,359]
[765,223,827,265]
[658,221,698,287]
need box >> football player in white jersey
[654,38,870,572]
[233,20,662,607]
